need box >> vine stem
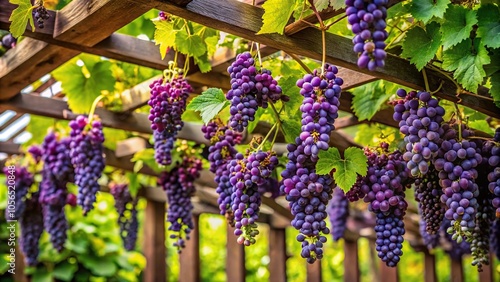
[324,14,347,30]
[286,52,312,74]
[269,102,285,134]
[255,122,278,151]
[256,43,263,68]
[307,0,327,75]
[453,102,462,142]
[422,68,430,93]
[87,94,105,125]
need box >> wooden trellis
[0,0,498,281]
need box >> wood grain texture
[269,228,287,282]
[306,260,322,282]
[344,239,360,282]
[143,199,166,282]
[450,258,464,282]
[226,226,246,282]
[179,215,200,282]
[423,251,437,282]
[379,261,398,282]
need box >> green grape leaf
[314,0,330,11]
[442,38,490,92]
[281,118,302,144]
[489,71,500,108]
[469,120,494,136]
[258,0,296,35]
[131,148,163,173]
[330,0,345,10]
[440,5,477,50]
[31,269,53,282]
[9,0,35,38]
[351,80,394,121]
[52,261,78,281]
[476,4,500,49]
[153,20,177,60]
[186,88,229,124]
[401,22,442,70]
[316,147,367,192]
[193,53,212,73]
[204,35,219,55]
[52,55,115,114]
[126,172,140,198]
[102,128,128,151]
[81,256,117,277]
[175,33,206,58]
[409,0,450,24]
[279,74,303,143]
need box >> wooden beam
[152,0,499,118]
[179,215,201,282]
[143,199,167,282]
[450,258,463,282]
[0,142,22,155]
[306,260,322,282]
[344,239,360,282]
[379,261,398,282]
[269,228,287,282]
[334,116,363,129]
[423,251,437,282]
[0,113,24,131]
[477,252,494,282]
[226,225,246,282]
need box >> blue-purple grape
[419,219,440,250]
[33,4,50,29]
[414,165,444,234]
[491,219,500,260]
[3,166,33,220]
[110,183,139,251]
[1,33,16,49]
[327,187,349,242]
[19,193,43,266]
[154,130,175,166]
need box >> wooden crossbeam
[152,0,498,118]
[0,113,23,131]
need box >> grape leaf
[186,88,229,124]
[131,148,163,173]
[193,53,212,73]
[153,20,177,60]
[409,0,450,24]
[401,22,442,70]
[316,147,367,192]
[440,5,477,50]
[126,172,140,198]
[330,0,345,10]
[476,4,500,49]
[52,261,78,281]
[258,0,296,35]
[469,120,494,136]
[175,33,206,58]
[52,55,116,114]
[442,38,490,92]
[314,0,330,11]
[9,0,35,38]
[489,71,500,108]
[351,80,394,121]
[279,74,303,143]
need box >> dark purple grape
[110,183,139,251]
[1,33,17,49]
[3,166,33,220]
[327,187,349,241]
[19,193,43,266]
[33,5,50,29]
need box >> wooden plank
[477,252,493,282]
[143,199,166,282]
[226,226,245,282]
[0,142,22,155]
[284,7,342,35]
[334,116,363,129]
[153,0,499,118]
[306,260,322,282]
[450,258,464,282]
[269,228,287,282]
[379,261,398,282]
[179,215,201,282]
[344,239,360,282]
[423,251,437,282]
[0,113,23,131]
[13,246,28,282]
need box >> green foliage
[408,0,450,24]
[117,10,157,39]
[52,54,116,114]
[8,0,35,38]
[476,4,500,49]
[258,0,297,35]
[131,148,167,174]
[353,124,404,150]
[440,5,477,50]
[316,147,367,192]
[351,80,396,121]
[401,22,442,71]
[186,88,229,124]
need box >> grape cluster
[19,193,44,266]
[468,191,494,271]
[481,130,500,217]
[159,156,202,252]
[154,130,175,166]
[345,0,388,70]
[33,4,50,29]
[110,183,139,251]
[3,166,33,220]
[327,187,349,242]
[414,165,444,234]
[202,121,242,223]
[393,89,445,176]
[419,219,440,250]
[257,177,283,199]
[375,212,405,267]
[28,145,43,163]
[441,218,471,261]
[226,52,286,132]
[491,219,500,260]
[1,33,16,50]
[69,116,105,215]
[228,151,278,245]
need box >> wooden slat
[143,199,166,282]
[0,113,23,131]
[344,239,360,282]
[226,226,245,282]
[0,142,23,155]
[179,215,201,282]
[152,0,499,118]
[306,260,322,282]
[334,116,363,129]
[477,252,494,282]
[450,258,464,282]
[423,251,437,282]
[379,261,398,282]
[269,228,287,282]
[284,7,342,35]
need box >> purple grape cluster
[374,212,405,267]
[419,219,440,250]
[69,116,105,215]
[491,219,500,260]
[327,187,349,242]
[154,130,175,166]
[19,193,44,266]
[33,4,50,29]
[1,33,16,49]
[257,177,283,199]
[110,183,139,251]
[468,190,494,271]
[159,156,202,252]
[226,52,286,132]
[28,145,43,163]
[414,165,444,234]
[393,89,445,176]
[481,130,500,218]
[201,121,242,223]
[3,166,33,220]
[345,0,388,70]
[441,218,471,261]
[228,151,278,245]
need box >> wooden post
[423,251,437,282]
[14,246,28,282]
[226,226,245,282]
[450,258,464,282]
[478,252,494,282]
[143,199,166,282]
[180,215,200,282]
[344,239,360,282]
[268,228,287,282]
[379,261,398,282]
[306,260,322,282]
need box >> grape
[28,145,43,163]
[33,4,50,29]
[66,193,77,207]
[257,177,283,199]
[393,89,445,176]
[1,33,17,49]
[327,187,349,242]
[226,52,287,132]
[480,132,500,218]
[154,130,175,166]
[110,183,139,251]
[159,156,202,252]
[414,165,444,234]
[441,218,471,260]
[19,193,44,266]
[228,151,278,245]
[345,0,388,70]
[69,116,105,215]
[375,212,405,267]
[3,166,33,220]
[468,191,494,271]
[419,219,439,250]
[491,219,500,260]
